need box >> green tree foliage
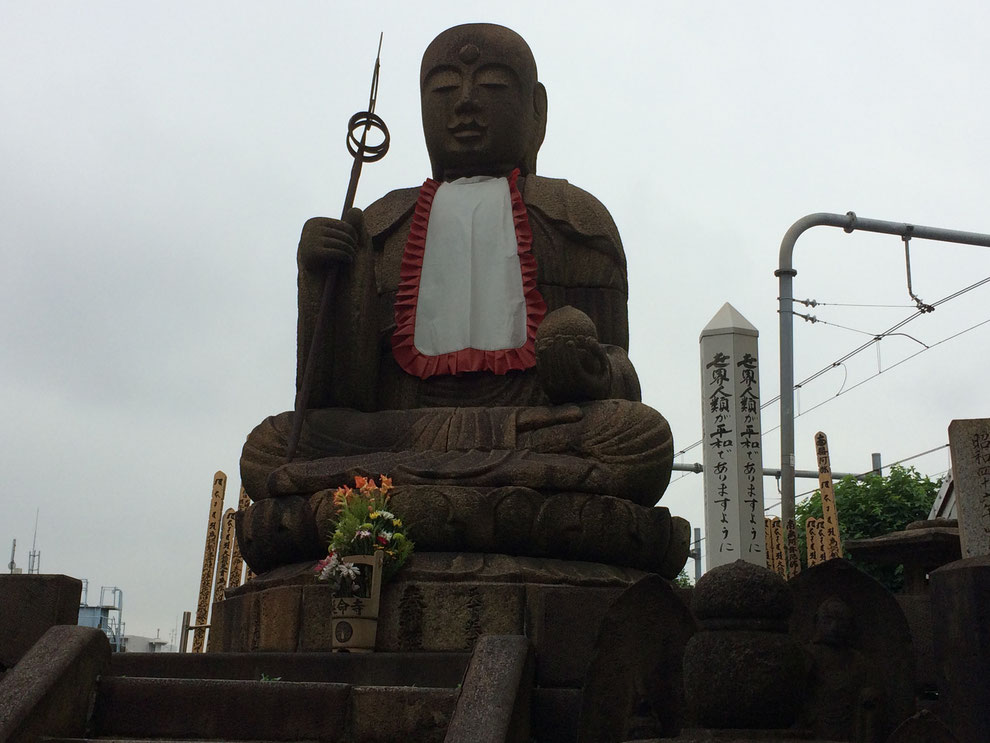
[795,465,941,591]
[674,569,693,588]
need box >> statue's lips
[449,124,485,141]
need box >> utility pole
[688,527,702,583]
[776,212,990,525]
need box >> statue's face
[815,598,854,646]
[421,25,545,180]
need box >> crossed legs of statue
[240,400,673,508]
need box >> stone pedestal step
[44,739,321,743]
[662,734,842,742]
[92,677,457,742]
[531,688,581,743]
[109,650,470,687]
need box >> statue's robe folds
[241,175,673,508]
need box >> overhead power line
[673,275,990,459]
[797,299,915,309]
[760,316,990,437]
[785,274,990,393]
[762,442,951,510]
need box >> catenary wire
[673,276,990,459]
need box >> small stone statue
[803,596,884,742]
[683,560,805,730]
[236,24,683,574]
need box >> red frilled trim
[391,169,546,379]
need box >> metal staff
[285,34,390,463]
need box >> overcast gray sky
[3,1,989,639]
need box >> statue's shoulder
[362,177,624,256]
[364,186,420,240]
[524,175,623,255]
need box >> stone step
[531,687,582,743]
[92,678,348,741]
[44,739,319,743]
[92,677,457,742]
[109,650,470,687]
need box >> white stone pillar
[700,303,766,569]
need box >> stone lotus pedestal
[330,551,384,653]
[236,485,690,577]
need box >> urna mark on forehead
[420,23,538,90]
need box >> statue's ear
[533,82,548,122]
[526,82,547,174]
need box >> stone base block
[212,553,660,689]
[683,630,805,729]
[0,574,82,669]
[931,555,990,743]
[350,686,456,743]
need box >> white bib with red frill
[415,175,525,353]
[391,169,545,379]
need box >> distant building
[78,583,123,650]
[120,632,171,653]
[77,580,176,652]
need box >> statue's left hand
[535,306,611,404]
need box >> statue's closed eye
[428,69,461,93]
[474,65,514,89]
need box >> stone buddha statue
[236,23,687,577]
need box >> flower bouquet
[313,476,413,651]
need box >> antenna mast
[28,508,40,574]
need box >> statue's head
[421,24,547,180]
[813,596,855,647]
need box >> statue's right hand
[298,207,364,273]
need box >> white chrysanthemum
[317,553,341,581]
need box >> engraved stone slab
[376,581,526,652]
[790,559,915,738]
[577,575,697,741]
[948,418,990,557]
[257,585,302,652]
[526,585,625,687]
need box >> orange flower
[353,476,368,490]
[333,485,353,507]
[379,475,393,493]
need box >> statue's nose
[453,85,480,114]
